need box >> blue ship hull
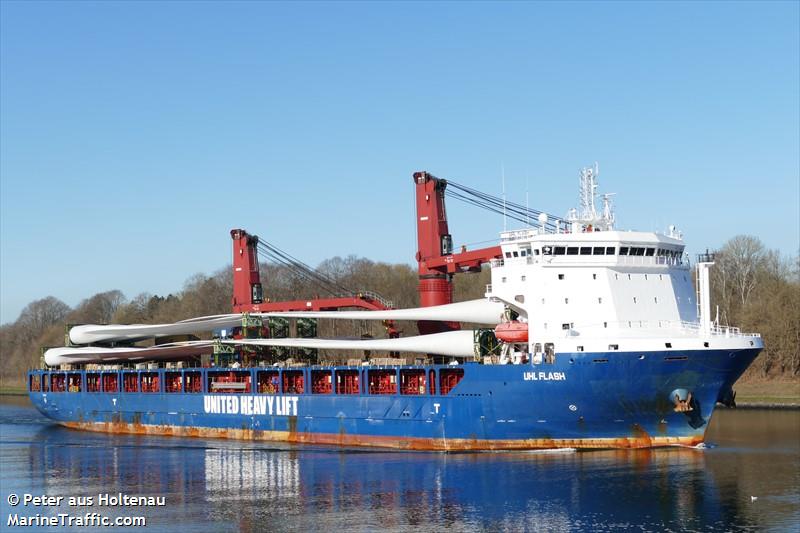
[27,348,759,450]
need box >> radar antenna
[566,163,615,231]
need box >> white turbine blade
[68,299,504,345]
[224,330,477,358]
[44,341,215,366]
[256,299,504,324]
[69,316,245,345]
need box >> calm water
[0,396,798,532]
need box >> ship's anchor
[670,388,706,429]
[672,388,693,413]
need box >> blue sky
[1,1,798,323]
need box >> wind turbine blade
[68,316,245,345]
[68,299,504,345]
[44,341,215,366]
[224,330,477,358]
[256,299,504,324]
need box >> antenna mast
[501,163,507,232]
[567,162,615,231]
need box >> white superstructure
[486,165,762,358]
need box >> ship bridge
[484,164,714,357]
[488,227,696,341]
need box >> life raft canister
[494,321,529,343]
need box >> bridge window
[282,370,304,394]
[645,248,655,256]
[257,370,280,394]
[429,370,436,395]
[606,247,616,255]
[141,372,160,393]
[619,247,629,255]
[558,274,565,280]
[123,373,138,393]
[580,247,592,255]
[336,370,359,395]
[41,373,49,392]
[439,368,464,395]
[166,371,182,393]
[368,369,397,395]
[86,373,101,393]
[400,369,426,395]
[593,247,606,255]
[311,370,333,394]
[554,247,566,255]
[185,371,202,393]
[29,374,41,392]
[103,373,118,393]
[567,247,579,255]
[512,251,519,257]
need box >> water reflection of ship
[28,425,733,530]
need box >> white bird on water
[751,496,758,502]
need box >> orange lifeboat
[494,321,528,343]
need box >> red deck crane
[231,229,394,314]
[412,171,502,333]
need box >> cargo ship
[26,167,762,450]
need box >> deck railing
[564,319,761,338]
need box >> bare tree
[17,296,71,335]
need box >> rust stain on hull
[61,421,704,451]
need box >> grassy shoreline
[731,380,800,407]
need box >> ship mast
[566,162,615,231]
